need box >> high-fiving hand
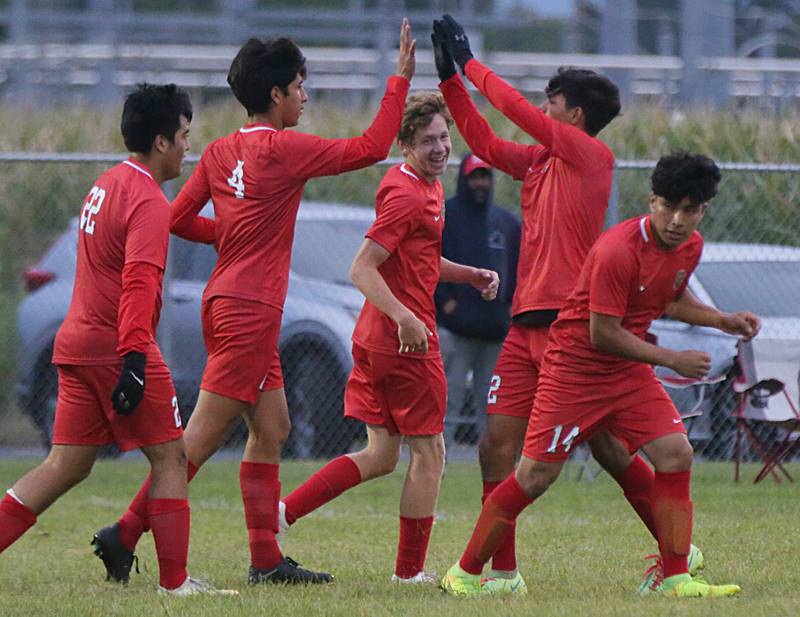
[434,14,474,74]
[396,18,417,81]
[431,21,456,82]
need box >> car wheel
[281,340,363,459]
[26,347,121,459]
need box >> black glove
[111,351,146,415]
[439,13,474,73]
[431,22,457,82]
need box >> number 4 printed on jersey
[228,159,245,198]
[79,186,106,235]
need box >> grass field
[1,458,797,617]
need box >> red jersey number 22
[79,186,106,235]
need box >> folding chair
[732,340,800,484]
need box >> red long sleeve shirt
[53,159,169,365]
[440,62,614,316]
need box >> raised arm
[439,74,534,181]
[286,19,414,180]
[437,14,607,172]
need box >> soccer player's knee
[373,452,400,477]
[479,431,516,467]
[517,465,558,498]
[589,434,632,477]
[44,454,93,486]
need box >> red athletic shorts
[344,344,446,436]
[52,355,182,452]
[201,296,284,405]
[486,324,550,419]
[522,364,686,463]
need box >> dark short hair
[545,67,621,136]
[398,91,452,145]
[651,151,722,204]
[120,83,192,154]
[227,37,307,116]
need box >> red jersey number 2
[79,186,106,235]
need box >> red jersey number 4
[227,160,245,199]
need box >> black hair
[545,67,621,136]
[120,83,192,155]
[227,37,307,116]
[651,151,722,204]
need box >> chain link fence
[1,154,798,466]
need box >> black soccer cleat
[91,523,138,584]
[248,556,333,585]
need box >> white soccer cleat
[277,500,289,548]
[391,571,438,585]
[158,576,239,596]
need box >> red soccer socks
[240,461,283,570]
[618,455,658,540]
[652,470,693,578]
[395,516,434,578]
[482,479,517,572]
[0,492,37,553]
[283,455,362,525]
[460,475,533,575]
[117,461,199,551]
[148,498,190,590]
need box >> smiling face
[275,73,308,128]
[649,194,707,249]
[400,113,451,183]
[158,114,191,181]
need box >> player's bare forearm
[590,312,678,369]
[439,257,476,283]
[350,239,413,324]
[350,262,413,324]
[665,289,723,328]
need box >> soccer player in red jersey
[431,14,676,593]
[0,85,232,596]
[441,152,760,597]
[277,91,500,584]
[93,21,417,585]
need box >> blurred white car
[649,242,800,457]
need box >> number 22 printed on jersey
[80,186,106,235]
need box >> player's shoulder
[377,164,428,208]
[593,217,643,259]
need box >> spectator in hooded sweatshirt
[436,153,520,447]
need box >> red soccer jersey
[543,215,703,383]
[53,159,170,365]
[351,163,445,357]
[171,76,410,311]
[440,62,614,316]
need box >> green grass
[0,459,797,616]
